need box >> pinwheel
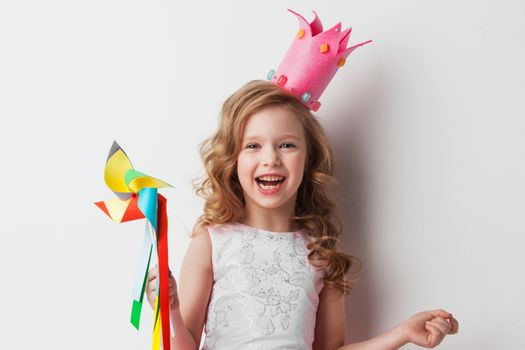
[95,141,172,350]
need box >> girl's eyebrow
[279,134,301,141]
[243,134,301,142]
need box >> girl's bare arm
[312,286,458,350]
[173,226,213,348]
[312,285,347,350]
[146,226,213,349]
[338,309,459,350]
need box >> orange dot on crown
[312,101,321,112]
[337,58,346,67]
[277,75,288,87]
[297,28,305,39]
[320,43,329,54]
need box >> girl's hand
[399,309,459,348]
[145,266,179,311]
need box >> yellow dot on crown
[297,28,305,39]
[320,43,329,53]
[337,57,346,67]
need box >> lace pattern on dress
[202,223,324,350]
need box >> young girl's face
[237,105,307,216]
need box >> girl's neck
[241,207,296,233]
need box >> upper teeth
[258,176,284,181]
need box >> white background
[1,0,524,349]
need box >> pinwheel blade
[126,169,171,193]
[95,195,144,223]
[104,141,135,197]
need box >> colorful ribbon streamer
[95,141,172,350]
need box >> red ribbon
[157,194,171,350]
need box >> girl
[146,80,459,349]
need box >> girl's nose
[262,148,281,167]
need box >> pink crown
[268,10,372,111]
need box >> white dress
[202,223,325,350]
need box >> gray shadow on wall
[324,63,386,343]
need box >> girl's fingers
[425,323,445,347]
[169,271,176,289]
[149,266,175,281]
[147,267,158,282]
[169,282,176,297]
[427,319,450,335]
[431,317,452,333]
[449,316,459,334]
[428,309,452,319]
[147,280,156,292]
[147,266,178,307]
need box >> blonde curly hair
[193,80,358,294]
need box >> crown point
[337,58,346,67]
[301,92,311,103]
[297,28,305,39]
[320,43,329,54]
[277,75,288,87]
[312,101,321,111]
[267,69,276,80]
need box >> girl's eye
[245,144,259,149]
[280,143,296,149]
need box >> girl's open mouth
[255,175,286,193]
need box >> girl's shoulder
[206,222,238,235]
[192,222,236,240]
[187,225,212,261]
[205,223,244,250]
[180,225,213,278]
[195,222,241,246]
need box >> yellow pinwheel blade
[104,143,134,194]
[128,175,171,194]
